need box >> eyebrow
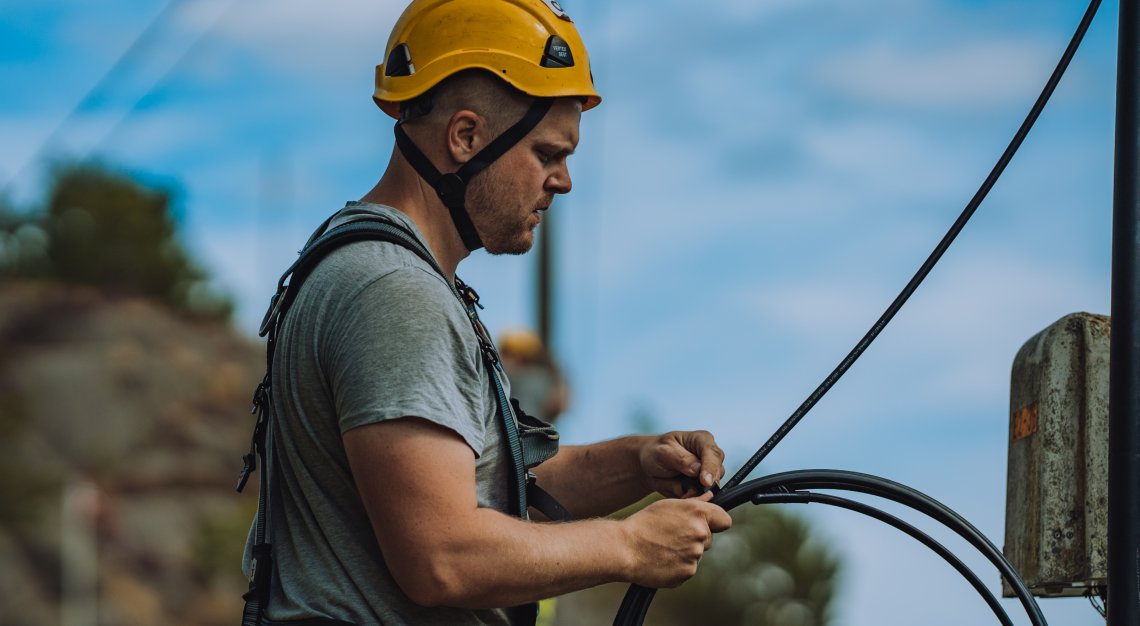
[536,140,576,157]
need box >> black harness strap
[393,97,555,251]
[237,214,569,626]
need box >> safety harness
[237,213,569,626]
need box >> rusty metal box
[1003,312,1109,597]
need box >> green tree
[0,195,49,280]
[14,162,233,319]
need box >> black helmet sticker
[541,35,574,68]
[385,44,415,77]
[541,0,572,21]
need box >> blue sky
[1,0,1119,623]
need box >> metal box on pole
[1003,312,1109,597]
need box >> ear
[445,110,489,165]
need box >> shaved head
[399,69,530,136]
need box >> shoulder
[319,237,446,292]
[282,236,473,360]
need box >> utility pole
[1109,0,1140,622]
[537,207,554,348]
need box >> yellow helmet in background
[499,328,545,361]
[374,0,601,119]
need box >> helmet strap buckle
[437,173,466,208]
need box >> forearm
[406,508,633,608]
[531,436,655,519]
[345,419,729,611]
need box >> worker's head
[374,0,601,254]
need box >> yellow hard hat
[374,0,602,119]
[499,328,545,360]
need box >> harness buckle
[436,173,466,208]
[258,292,283,338]
[236,453,256,493]
[250,381,269,415]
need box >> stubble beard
[465,172,539,256]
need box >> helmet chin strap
[394,97,555,252]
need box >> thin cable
[1086,587,1106,619]
[751,492,1013,626]
[1,0,190,195]
[724,0,1103,490]
[84,0,241,159]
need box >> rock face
[0,282,264,626]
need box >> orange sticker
[1013,403,1038,442]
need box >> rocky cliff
[0,282,264,626]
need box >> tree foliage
[0,162,231,319]
[651,503,841,626]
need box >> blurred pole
[61,480,98,626]
[259,150,293,291]
[1109,0,1140,622]
[537,207,553,348]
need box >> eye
[535,148,556,165]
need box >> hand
[638,430,726,498]
[620,492,733,588]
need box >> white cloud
[180,0,403,85]
[816,38,1057,110]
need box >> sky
[0,0,1122,624]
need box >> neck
[360,157,470,280]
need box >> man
[243,1,732,624]
[497,328,569,424]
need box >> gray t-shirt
[244,202,519,625]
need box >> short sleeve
[324,266,488,455]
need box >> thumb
[696,498,732,532]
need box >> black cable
[723,0,1103,490]
[751,492,1013,626]
[614,470,1048,626]
[748,471,1045,625]
[1086,587,1106,619]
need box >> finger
[698,444,725,488]
[679,431,724,487]
[707,506,733,532]
[657,439,702,478]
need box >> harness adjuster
[258,292,283,338]
[457,281,484,310]
[436,173,466,208]
[236,453,257,493]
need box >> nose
[546,162,572,195]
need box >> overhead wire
[1,0,191,196]
[82,0,242,159]
[723,0,1104,491]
